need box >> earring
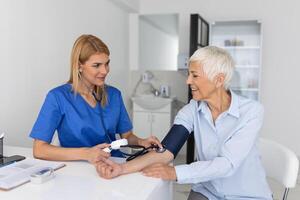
[79,68,83,72]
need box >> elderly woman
[96,46,272,200]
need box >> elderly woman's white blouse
[174,91,272,200]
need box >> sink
[131,95,174,110]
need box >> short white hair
[189,46,235,89]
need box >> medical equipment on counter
[30,167,55,184]
[103,139,128,153]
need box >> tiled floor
[173,155,300,200]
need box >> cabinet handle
[152,114,155,122]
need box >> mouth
[96,77,105,81]
[190,87,198,92]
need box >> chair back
[258,138,299,188]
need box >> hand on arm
[96,149,174,179]
[33,139,110,164]
[142,163,177,181]
[122,131,162,148]
[96,159,124,179]
[86,143,111,165]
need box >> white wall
[138,0,300,155]
[2,0,300,157]
[0,0,130,147]
[139,16,178,70]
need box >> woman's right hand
[86,143,111,165]
[96,158,123,179]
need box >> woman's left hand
[138,135,162,148]
[142,163,177,181]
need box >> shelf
[219,46,260,50]
[211,20,261,101]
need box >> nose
[186,74,192,85]
[99,65,109,75]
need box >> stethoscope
[92,91,113,143]
[120,144,166,161]
[93,90,166,160]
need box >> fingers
[88,147,110,164]
[143,163,164,171]
[139,136,162,148]
[95,143,111,158]
[142,165,163,179]
[148,136,162,148]
[96,161,113,179]
[141,163,174,180]
[95,159,123,179]
[96,143,111,149]
[143,171,162,178]
[96,161,107,175]
[103,158,117,167]
[99,150,110,159]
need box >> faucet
[149,83,160,96]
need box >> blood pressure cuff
[161,124,190,158]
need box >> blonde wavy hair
[68,34,110,107]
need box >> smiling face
[186,61,219,101]
[80,53,110,87]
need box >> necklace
[78,80,99,103]
[79,83,102,103]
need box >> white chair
[258,138,299,200]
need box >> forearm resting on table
[33,139,90,161]
[121,150,174,175]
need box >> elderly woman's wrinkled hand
[95,159,123,179]
[142,163,177,181]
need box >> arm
[122,149,173,174]
[174,103,265,184]
[30,92,110,164]
[33,139,110,164]
[97,123,190,179]
[97,103,195,179]
[96,148,174,179]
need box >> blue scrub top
[29,84,133,157]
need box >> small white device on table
[30,167,55,184]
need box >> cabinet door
[210,20,261,101]
[133,112,151,138]
[151,113,171,141]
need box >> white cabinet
[150,112,171,140]
[133,112,152,137]
[210,20,262,100]
[132,101,174,141]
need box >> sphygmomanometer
[161,124,190,158]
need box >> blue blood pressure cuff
[161,124,190,158]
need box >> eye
[104,61,110,68]
[188,73,198,78]
[92,63,101,68]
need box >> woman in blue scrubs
[30,34,160,164]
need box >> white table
[0,146,172,200]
